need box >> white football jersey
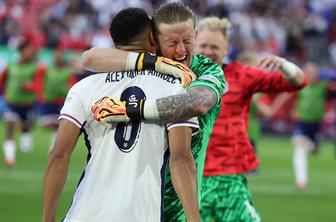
[59,70,199,222]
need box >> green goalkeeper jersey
[163,54,227,221]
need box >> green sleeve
[187,54,227,105]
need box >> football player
[0,40,45,167]
[82,3,227,221]
[195,17,306,221]
[35,48,76,150]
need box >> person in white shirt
[42,8,200,222]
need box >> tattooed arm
[156,86,217,121]
[96,84,219,124]
[91,55,225,123]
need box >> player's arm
[125,57,224,121]
[168,126,200,222]
[252,94,290,119]
[258,55,306,87]
[156,85,217,120]
[251,95,273,119]
[82,48,128,72]
[82,48,196,88]
[42,119,80,222]
[93,85,218,123]
[91,56,225,123]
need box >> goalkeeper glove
[126,52,197,88]
[91,96,159,123]
[91,97,130,123]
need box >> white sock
[20,132,33,153]
[293,146,308,185]
[3,140,16,161]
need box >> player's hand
[133,52,196,87]
[258,55,285,72]
[155,57,197,88]
[91,96,130,124]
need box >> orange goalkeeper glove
[155,56,196,88]
[128,52,197,88]
[91,97,130,123]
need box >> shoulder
[192,54,221,69]
[224,61,242,71]
[191,54,223,76]
[225,61,257,73]
[227,61,274,78]
[192,54,215,65]
[69,73,108,94]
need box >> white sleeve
[166,117,199,133]
[58,88,86,129]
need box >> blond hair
[153,2,195,34]
[198,17,231,40]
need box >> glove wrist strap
[126,99,145,120]
[126,99,160,120]
[135,53,157,71]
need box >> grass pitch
[0,123,335,221]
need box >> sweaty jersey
[296,81,328,123]
[204,61,307,176]
[60,70,198,222]
[163,54,227,221]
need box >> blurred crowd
[0,0,335,139]
[1,0,336,67]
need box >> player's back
[60,70,187,222]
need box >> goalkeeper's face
[196,29,228,66]
[156,18,196,67]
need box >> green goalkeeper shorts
[200,174,260,222]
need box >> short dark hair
[153,2,195,34]
[110,8,152,46]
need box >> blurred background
[0,0,336,134]
[0,0,335,221]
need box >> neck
[117,41,146,53]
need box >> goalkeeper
[83,2,227,221]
